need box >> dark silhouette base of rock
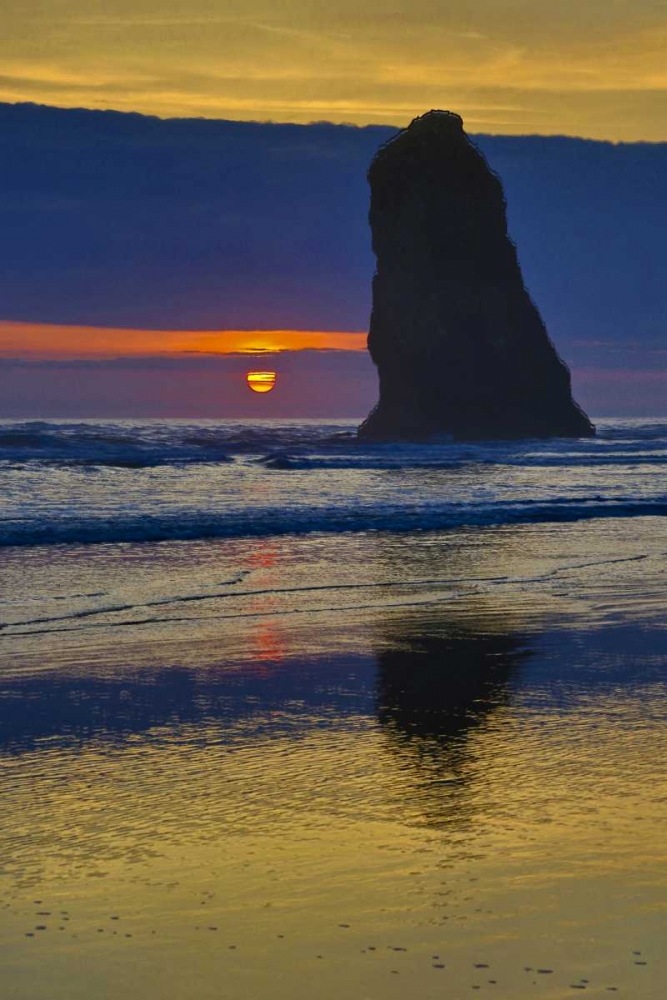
[358,111,594,441]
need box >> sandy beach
[1,514,665,999]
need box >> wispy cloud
[2,0,667,137]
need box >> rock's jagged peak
[370,111,468,176]
[384,109,464,140]
[358,110,595,441]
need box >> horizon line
[4,99,666,147]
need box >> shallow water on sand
[0,518,665,998]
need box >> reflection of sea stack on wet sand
[359,111,595,441]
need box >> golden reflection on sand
[0,519,665,998]
[1,666,665,998]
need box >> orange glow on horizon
[0,320,367,359]
[246,370,277,393]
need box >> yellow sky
[0,320,367,358]
[2,0,667,139]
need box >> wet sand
[0,518,665,998]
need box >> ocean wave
[1,497,665,549]
[0,418,664,549]
[0,418,665,469]
[256,452,667,471]
[0,421,236,467]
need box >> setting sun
[246,370,277,393]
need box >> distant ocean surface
[0,417,665,548]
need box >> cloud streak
[0,321,367,359]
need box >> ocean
[1,416,665,999]
[1,416,666,548]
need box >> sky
[0,321,375,417]
[0,4,665,418]
[3,0,667,140]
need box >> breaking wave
[0,417,665,547]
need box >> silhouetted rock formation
[359,111,595,440]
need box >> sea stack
[358,111,594,441]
